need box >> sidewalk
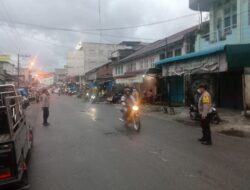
[141,105,250,138]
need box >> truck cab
[0,84,33,187]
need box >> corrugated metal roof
[120,25,198,63]
[156,45,225,66]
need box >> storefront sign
[115,75,143,84]
[0,55,11,62]
[163,53,227,77]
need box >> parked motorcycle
[120,104,141,132]
[107,93,122,104]
[189,104,221,124]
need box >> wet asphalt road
[22,95,250,190]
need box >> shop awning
[225,44,250,70]
[156,45,225,67]
[146,68,162,75]
[156,44,250,70]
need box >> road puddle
[219,129,246,137]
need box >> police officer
[198,84,212,145]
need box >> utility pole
[17,54,20,87]
[17,54,31,87]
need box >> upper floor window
[223,2,237,35]
[174,49,182,56]
[132,63,136,71]
[139,60,143,70]
[159,53,165,60]
[126,64,132,72]
[144,59,148,69]
[120,66,123,74]
[167,51,173,58]
[115,67,118,75]
[118,65,123,75]
[150,58,155,68]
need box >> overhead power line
[0,21,157,41]
[0,13,199,33]
[84,13,200,31]
[0,0,24,52]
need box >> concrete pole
[79,74,81,91]
[17,54,20,87]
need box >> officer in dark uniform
[198,84,212,145]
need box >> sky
[0,0,200,71]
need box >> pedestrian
[132,88,140,104]
[198,84,212,145]
[40,89,50,126]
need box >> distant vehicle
[107,93,122,104]
[67,83,77,96]
[0,85,33,188]
[16,87,30,109]
[90,94,96,104]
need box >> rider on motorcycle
[121,87,136,121]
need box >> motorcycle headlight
[132,105,139,111]
[91,95,96,99]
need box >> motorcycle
[189,104,221,124]
[90,94,97,104]
[120,104,141,132]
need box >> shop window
[174,49,182,56]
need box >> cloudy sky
[0,0,200,71]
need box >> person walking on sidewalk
[40,89,50,126]
[198,84,212,145]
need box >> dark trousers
[200,116,212,142]
[43,107,49,124]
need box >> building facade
[157,0,250,111]
[0,61,16,75]
[54,68,68,84]
[190,0,250,51]
[66,42,128,78]
[113,26,197,100]
[19,68,32,84]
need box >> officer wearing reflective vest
[198,84,212,145]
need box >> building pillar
[243,67,250,116]
[237,0,242,43]
[209,5,215,42]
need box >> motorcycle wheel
[133,118,141,132]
